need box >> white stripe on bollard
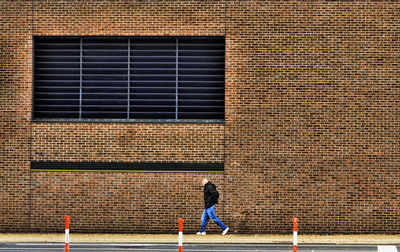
[293,231,297,245]
[179,232,183,246]
[65,229,69,244]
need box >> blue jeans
[200,205,227,232]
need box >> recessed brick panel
[32,123,224,163]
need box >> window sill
[31,118,225,124]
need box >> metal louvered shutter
[82,37,129,119]
[130,37,177,120]
[34,37,81,118]
[33,36,225,122]
[178,37,225,120]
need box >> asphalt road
[0,243,398,252]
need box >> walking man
[196,178,229,235]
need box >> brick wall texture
[1,0,399,234]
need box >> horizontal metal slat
[81,112,127,119]
[83,70,129,74]
[131,108,175,112]
[130,98,176,101]
[179,112,224,115]
[130,111,175,114]
[35,92,79,96]
[179,99,224,102]
[81,111,127,114]
[83,52,128,56]
[35,52,80,56]
[83,80,127,83]
[35,69,80,75]
[35,49,79,52]
[131,76,176,81]
[83,84,128,88]
[131,80,176,83]
[35,63,80,68]
[34,104,79,107]
[83,45,127,49]
[82,105,127,108]
[130,94,175,98]
[35,87,80,92]
[84,63,129,68]
[83,43,127,46]
[81,98,126,101]
[82,89,128,94]
[131,49,176,52]
[34,111,79,114]
[178,87,224,90]
[131,70,176,75]
[83,56,128,62]
[35,55,80,58]
[34,106,79,112]
[35,42,80,46]
[35,77,80,81]
[35,98,80,101]
[131,56,176,58]
[179,70,225,76]
[81,68,128,71]
[35,102,80,106]
[178,105,223,108]
[83,76,127,81]
[131,43,175,46]
[82,86,128,89]
[81,92,127,95]
[130,105,175,108]
[82,107,127,112]
[83,49,128,52]
[131,62,175,65]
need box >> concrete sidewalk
[0,233,399,244]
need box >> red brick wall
[1,0,399,234]
[33,0,226,36]
[0,0,32,232]
[225,1,399,234]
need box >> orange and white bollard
[64,216,70,252]
[178,218,184,252]
[293,217,298,252]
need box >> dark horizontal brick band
[31,161,224,172]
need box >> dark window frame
[32,36,225,123]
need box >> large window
[33,36,225,122]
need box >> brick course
[1,0,399,234]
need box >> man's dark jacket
[204,181,219,209]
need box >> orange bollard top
[293,217,298,231]
[65,216,71,229]
[178,218,183,232]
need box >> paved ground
[0,234,399,251]
[1,234,400,244]
[0,243,398,252]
